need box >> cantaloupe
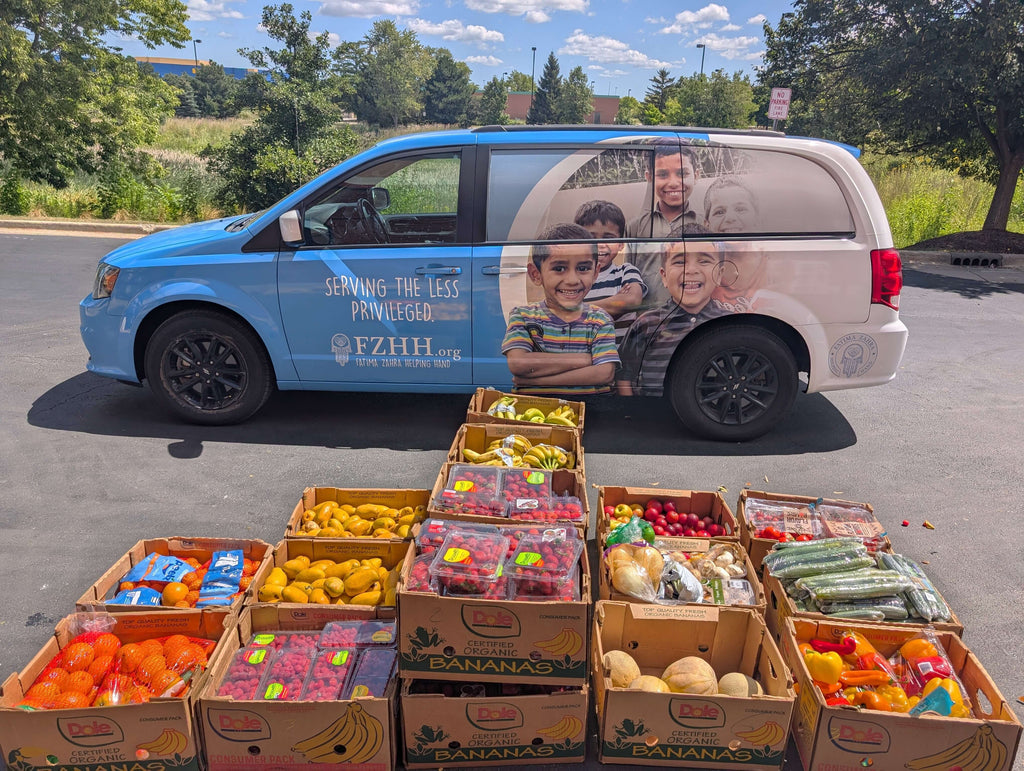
[603,650,642,688]
[629,675,671,693]
[661,656,717,694]
[718,672,763,697]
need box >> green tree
[645,68,674,112]
[671,70,754,128]
[759,0,1024,231]
[424,50,476,125]
[507,70,534,93]
[640,102,664,126]
[165,74,202,117]
[202,4,355,211]
[527,52,561,124]
[348,20,432,127]
[557,66,593,124]
[478,77,511,125]
[614,96,643,125]
[0,0,188,188]
[192,62,241,118]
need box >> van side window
[303,152,461,247]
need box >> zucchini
[772,553,875,580]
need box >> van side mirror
[279,210,303,245]
[371,187,390,210]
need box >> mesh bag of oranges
[110,550,258,608]
[17,617,216,710]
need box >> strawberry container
[430,489,507,518]
[507,495,584,523]
[318,620,396,649]
[404,553,438,593]
[216,646,276,701]
[506,531,584,601]
[415,518,500,555]
[428,529,509,595]
[499,523,581,560]
[298,648,355,701]
[446,464,503,494]
[257,648,314,701]
[501,468,552,501]
[440,572,509,600]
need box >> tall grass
[149,116,253,153]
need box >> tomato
[795,534,814,541]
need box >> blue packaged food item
[122,552,195,584]
[197,549,244,607]
[109,586,163,606]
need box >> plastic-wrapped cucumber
[876,552,951,622]
[823,607,886,621]
[764,542,867,574]
[761,538,863,570]
[798,569,914,601]
[819,596,910,620]
[771,552,874,580]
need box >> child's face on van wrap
[660,242,719,313]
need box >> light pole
[192,39,201,72]
[696,43,706,77]
[531,46,537,96]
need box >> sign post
[768,87,792,130]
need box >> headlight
[92,263,120,299]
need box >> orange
[183,557,201,569]
[162,634,191,656]
[60,642,95,672]
[138,639,164,659]
[26,682,62,702]
[166,644,204,674]
[92,633,121,659]
[36,668,70,689]
[162,582,189,606]
[184,590,200,606]
[181,572,202,590]
[242,558,258,576]
[135,655,167,686]
[51,691,91,709]
[123,685,152,704]
[88,655,114,682]
[116,643,144,673]
[150,669,181,695]
[64,670,95,694]
[101,673,133,694]
[92,689,122,707]
[118,581,136,592]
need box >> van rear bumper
[807,308,908,393]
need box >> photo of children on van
[702,176,767,312]
[501,223,620,394]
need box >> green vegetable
[771,552,874,580]
[797,570,914,601]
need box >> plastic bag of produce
[660,558,703,603]
[605,515,655,547]
[604,543,662,602]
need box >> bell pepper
[840,669,893,687]
[804,650,843,686]
[810,635,857,656]
[909,655,954,684]
[876,683,911,712]
[848,690,893,712]
[922,678,970,718]
[825,695,852,706]
[845,630,897,677]
[900,638,938,661]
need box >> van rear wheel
[667,325,798,441]
[144,311,273,425]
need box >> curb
[0,218,175,236]
[898,249,1024,268]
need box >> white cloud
[407,18,504,44]
[188,0,243,22]
[720,23,740,31]
[465,0,588,20]
[659,3,729,34]
[559,29,674,69]
[318,0,420,18]
[217,30,233,38]
[694,32,761,60]
[466,54,503,65]
[747,13,767,25]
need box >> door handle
[482,265,528,275]
[415,265,462,275]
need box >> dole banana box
[593,601,795,770]
[283,486,430,540]
[0,609,232,771]
[598,535,766,617]
[783,617,1022,771]
[76,537,273,614]
[466,387,585,434]
[400,679,588,767]
[762,570,964,642]
[597,486,740,545]
[196,606,396,771]
[398,542,591,685]
[246,539,405,618]
[448,422,585,478]
[736,489,891,577]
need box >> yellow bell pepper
[876,683,911,712]
[922,678,971,718]
[804,650,843,686]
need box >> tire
[144,310,273,425]
[666,324,798,441]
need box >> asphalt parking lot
[1,232,1023,769]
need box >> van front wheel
[667,325,798,441]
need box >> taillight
[871,248,902,310]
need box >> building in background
[134,57,259,80]
[502,92,621,124]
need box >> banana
[533,629,569,652]
[538,715,584,740]
[544,413,576,427]
[904,725,1007,771]
[736,720,785,746]
[292,703,386,764]
[533,627,583,657]
[487,434,533,455]
[522,407,546,421]
[136,728,189,757]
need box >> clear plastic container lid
[745,500,821,537]
[246,631,318,652]
[318,620,397,649]
[257,649,315,701]
[429,530,510,595]
[507,495,584,522]
[501,468,553,501]
[818,504,886,547]
[430,489,507,518]
[216,647,276,700]
[342,676,390,700]
[507,531,584,581]
[441,573,509,600]
[351,647,397,680]
[510,564,579,602]
[299,648,356,701]
[416,518,500,554]
[404,553,438,593]
[445,464,504,494]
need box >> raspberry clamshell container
[216,646,276,700]
[318,619,396,649]
[245,630,318,653]
[428,530,510,595]
[342,676,391,699]
[256,648,315,701]
[352,647,398,680]
[298,648,356,701]
[507,495,585,523]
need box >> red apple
[695,529,709,537]
[645,499,663,514]
[682,527,695,537]
[652,525,667,536]
[643,509,660,523]
[702,516,714,528]
[667,523,683,536]
[707,523,723,537]
[665,510,680,525]
[685,513,700,528]
[654,515,668,528]
[604,505,615,516]
[663,501,676,513]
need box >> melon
[629,675,671,693]
[717,672,763,697]
[661,656,717,694]
[603,650,642,688]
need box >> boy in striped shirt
[502,223,620,394]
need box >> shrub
[0,174,31,215]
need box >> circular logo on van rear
[829,333,877,378]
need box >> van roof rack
[471,124,786,137]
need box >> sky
[119,0,792,99]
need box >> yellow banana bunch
[523,444,571,469]
[462,447,519,464]
[735,721,786,746]
[487,434,533,455]
[136,728,189,757]
[537,715,584,740]
[532,627,584,656]
[487,395,518,418]
[291,703,385,764]
[905,725,1008,771]
[544,405,578,426]
[518,407,547,422]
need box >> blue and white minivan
[80,126,908,440]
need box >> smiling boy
[502,223,620,394]
[617,238,729,396]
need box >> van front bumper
[80,295,139,383]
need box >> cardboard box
[598,537,766,617]
[447,422,585,477]
[428,462,589,532]
[593,601,795,769]
[76,537,273,613]
[763,570,964,642]
[197,606,397,770]
[466,388,585,434]
[0,609,233,771]
[282,486,430,539]
[783,617,1022,771]
[247,539,406,618]
[597,486,740,545]
[737,490,891,577]
[401,680,588,767]
[398,543,591,685]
